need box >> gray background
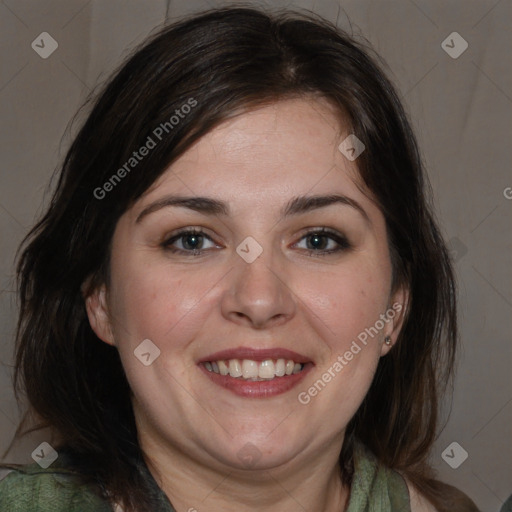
[0,1,510,511]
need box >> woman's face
[87,98,406,473]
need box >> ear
[84,283,116,346]
[380,284,409,357]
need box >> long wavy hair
[7,5,477,511]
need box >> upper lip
[198,346,312,364]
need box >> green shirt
[0,441,411,511]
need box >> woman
[0,6,480,512]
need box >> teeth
[218,360,229,376]
[242,359,259,379]
[204,358,304,380]
[275,358,286,377]
[229,359,242,378]
[258,360,275,379]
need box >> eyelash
[161,228,351,257]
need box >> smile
[198,347,313,398]
[203,358,304,380]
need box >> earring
[384,336,392,346]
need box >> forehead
[190,98,344,161]
[141,98,368,204]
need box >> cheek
[107,266,216,403]
[292,258,391,421]
[108,260,222,350]
[296,262,390,345]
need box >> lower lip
[199,363,313,398]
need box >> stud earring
[384,336,392,346]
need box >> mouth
[197,347,313,398]
[202,358,305,380]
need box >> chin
[206,434,304,472]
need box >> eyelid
[297,226,345,236]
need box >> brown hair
[8,5,477,511]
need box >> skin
[86,97,409,512]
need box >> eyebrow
[135,193,370,224]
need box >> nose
[221,254,296,329]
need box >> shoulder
[402,474,481,512]
[404,478,439,512]
[0,463,113,512]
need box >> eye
[162,228,218,254]
[294,229,351,256]
[161,228,350,256]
